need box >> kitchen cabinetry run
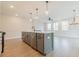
[36,33,44,54]
[22,32,53,55]
[30,32,37,49]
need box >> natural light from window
[53,22,59,31]
[47,23,52,30]
[61,21,69,31]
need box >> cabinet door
[22,32,26,42]
[22,32,28,43]
[27,32,31,45]
[37,33,44,53]
[44,33,53,54]
[30,33,37,49]
[25,32,28,43]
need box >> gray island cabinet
[22,32,53,55]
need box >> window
[47,23,51,30]
[53,22,58,31]
[61,21,69,31]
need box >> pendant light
[45,1,49,15]
[29,12,35,31]
[29,12,32,22]
[32,8,39,32]
[72,9,76,24]
[70,9,79,25]
[34,8,39,19]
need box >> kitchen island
[22,32,53,56]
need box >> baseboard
[5,37,21,40]
[54,35,79,39]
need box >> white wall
[0,15,2,31]
[48,1,79,39]
[1,15,32,39]
[1,1,79,39]
[54,17,79,39]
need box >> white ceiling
[0,1,79,21]
[0,1,46,16]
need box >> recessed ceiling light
[45,10,48,15]
[29,18,32,22]
[34,16,39,19]
[10,5,14,8]
[15,14,18,16]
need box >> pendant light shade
[45,10,48,15]
[34,8,39,19]
[29,12,32,22]
[45,1,49,15]
[70,9,79,25]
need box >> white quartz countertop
[22,31,53,33]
